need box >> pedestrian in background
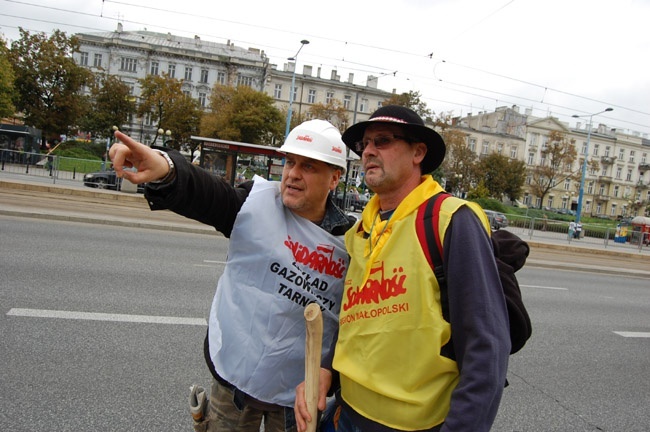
[110,120,355,432]
[295,106,510,432]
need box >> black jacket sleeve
[144,149,252,237]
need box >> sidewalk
[1,173,648,278]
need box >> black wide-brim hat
[341,105,446,173]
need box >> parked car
[334,192,369,212]
[483,209,509,231]
[83,170,144,193]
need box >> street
[1,216,649,431]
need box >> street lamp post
[572,107,613,223]
[157,128,172,146]
[102,125,119,171]
[284,39,310,139]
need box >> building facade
[454,106,650,218]
[73,25,392,181]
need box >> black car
[334,192,369,212]
[483,209,509,231]
[83,170,144,193]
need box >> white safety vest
[208,176,347,406]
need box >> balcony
[601,156,616,164]
[636,181,649,190]
[598,175,613,184]
[639,163,650,171]
[596,195,610,202]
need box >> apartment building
[454,106,650,218]
[73,25,393,182]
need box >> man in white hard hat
[109,120,354,432]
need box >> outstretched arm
[294,368,332,432]
[109,131,171,184]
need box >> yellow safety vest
[334,176,490,430]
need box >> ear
[413,142,427,165]
[329,169,342,191]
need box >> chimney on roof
[117,22,123,33]
[194,35,201,47]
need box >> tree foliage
[200,84,283,145]
[79,74,135,138]
[476,152,526,201]
[0,37,16,119]
[137,73,202,150]
[8,28,92,144]
[383,90,432,121]
[529,130,579,205]
[439,129,477,193]
[309,100,349,132]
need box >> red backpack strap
[416,192,450,270]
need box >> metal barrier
[0,149,104,184]
[504,213,648,253]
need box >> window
[150,61,159,75]
[564,179,571,190]
[614,186,620,197]
[527,152,534,165]
[604,146,611,157]
[198,92,207,108]
[529,133,539,146]
[497,143,504,154]
[200,69,209,84]
[510,146,517,159]
[481,141,489,155]
[237,75,253,87]
[120,57,137,72]
[629,150,635,163]
[307,89,316,104]
[326,91,334,104]
[626,169,632,181]
[592,144,599,156]
[599,184,605,195]
[642,153,648,164]
[343,95,351,109]
[359,99,367,113]
[601,166,607,176]
[184,66,193,81]
[581,142,588,155]
[217,71,226,85]
[93,53,102,68]
[610,204,617,216]
[587,181,594,194]
[274,84,282,99]
[291,86,297,103]
[618,148,625,160]
[79,52,89,66]
[168,64,176,78]
[468,138,476,152]
[616,166,622,179]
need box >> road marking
[204,260,227,264]
[613,331,650,338]
[6,308,207,326]
[520,284,568,290]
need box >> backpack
[416,192,532,355]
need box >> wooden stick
[304,303,323,432]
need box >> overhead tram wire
[5,0,648,130]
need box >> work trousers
[193,379,297,432]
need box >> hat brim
[342,121,446,173]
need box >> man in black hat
[295,105,510,431]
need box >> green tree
[529,130,580,206]
[0,37,16,119]
[309,100,349,132]
[439,129,477,193]
[9,28,92,145]
[476,152,526,201]
[383,90,432,121]
[79,73,135,138]
[137,73,202,150]
[201,84,283,145]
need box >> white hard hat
[279,119,347,172]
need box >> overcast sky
[2,0,649,136]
